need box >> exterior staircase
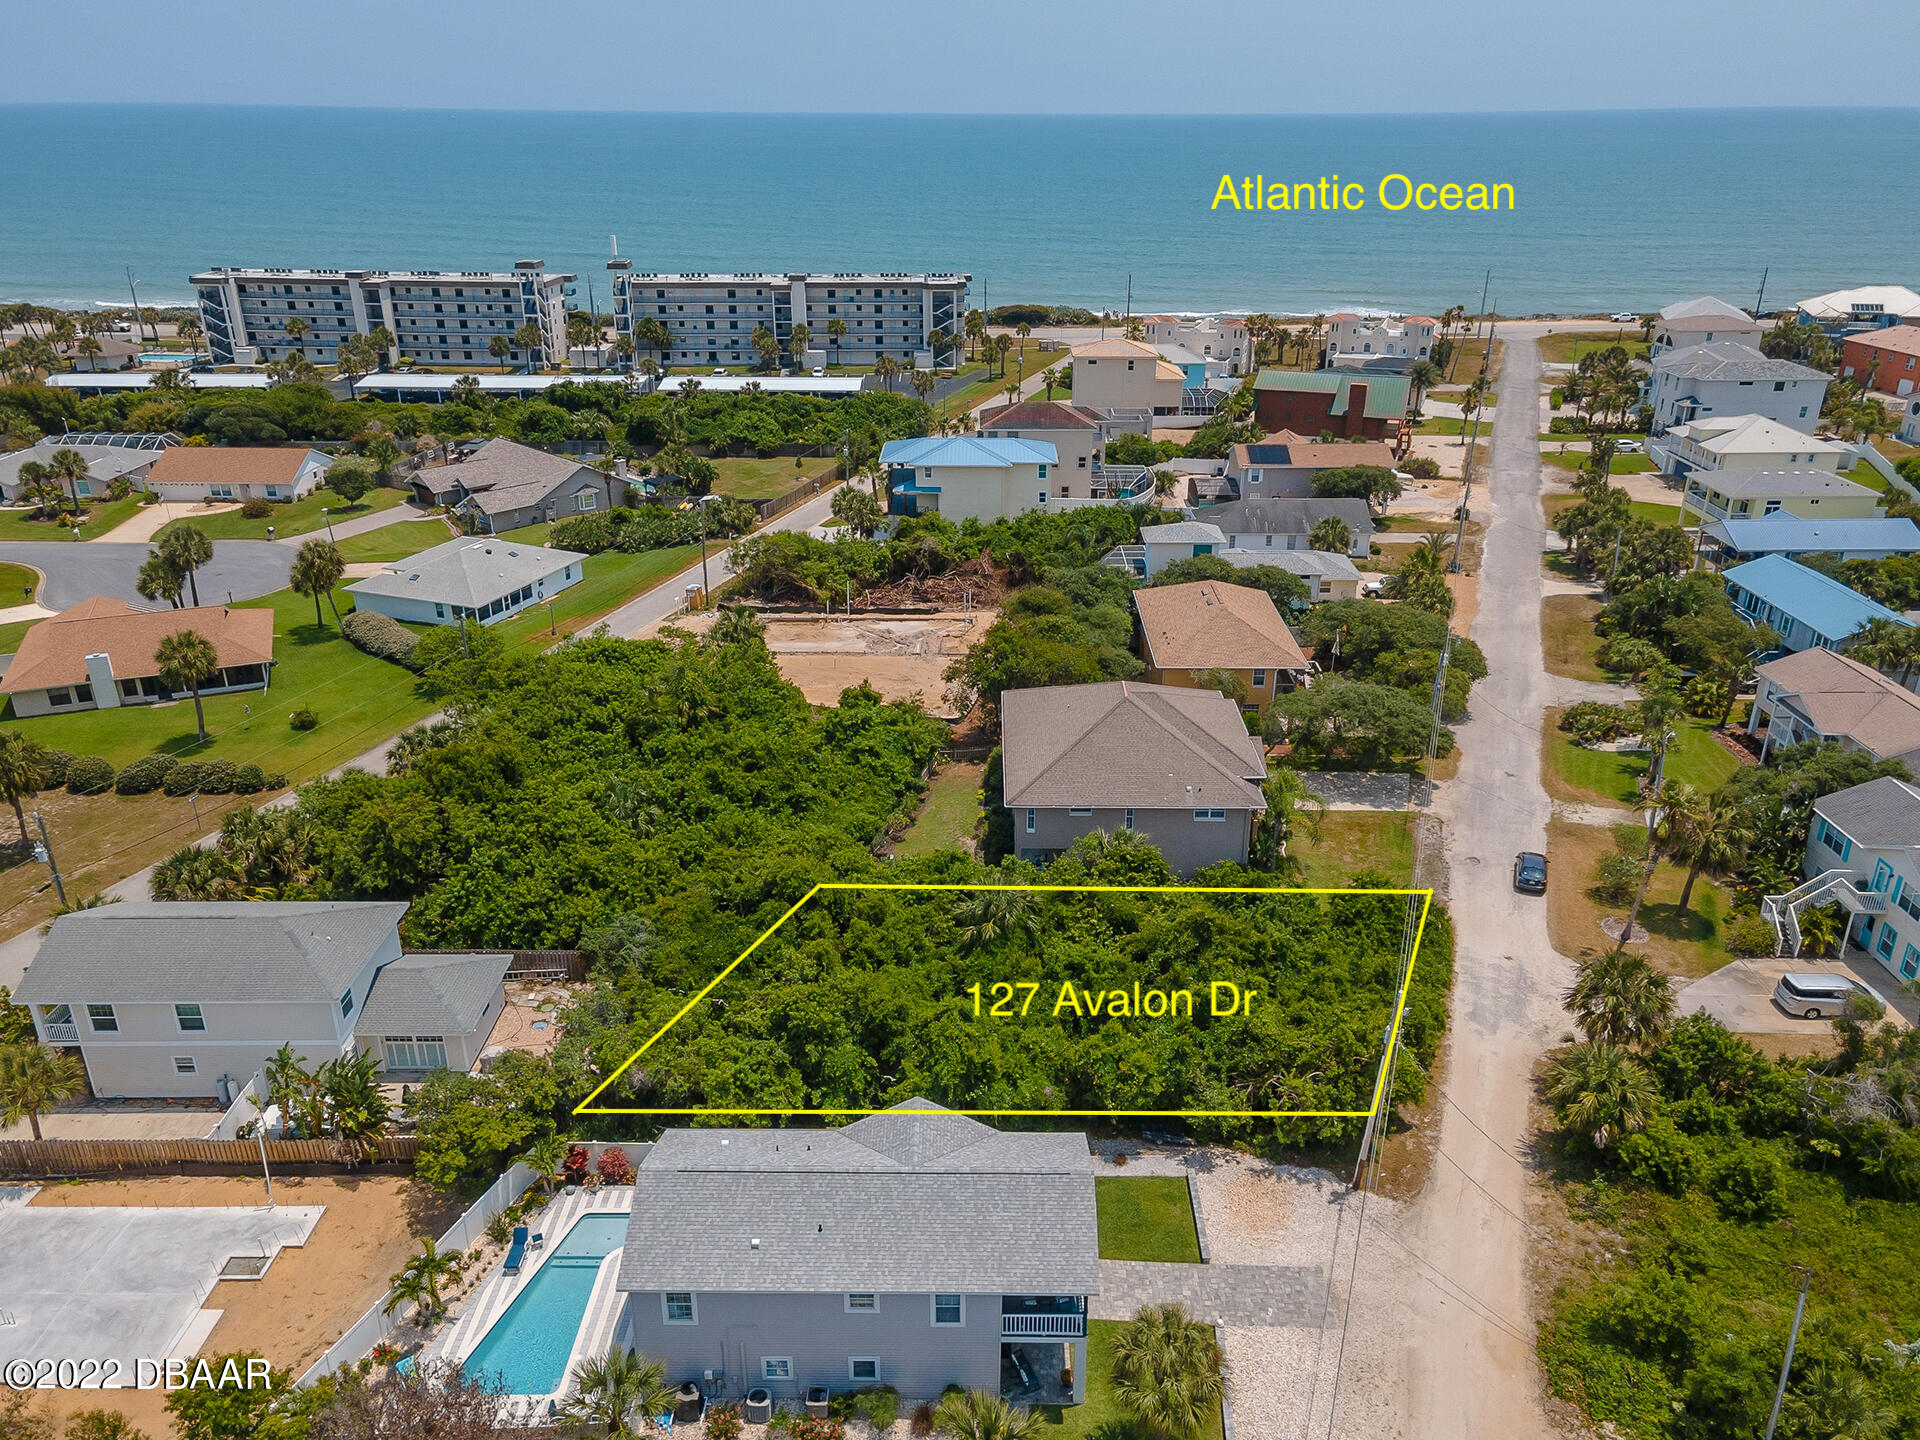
[1761,869,1887,957]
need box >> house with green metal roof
[1252,369,1410,446]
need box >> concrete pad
[0,602,54,625]
[1678,955,1917,1036]
[91,501,240,545]
[0,1204,322,1376]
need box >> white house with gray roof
[13,902,510,1098]
[615,1101,1099,1408]
[1764,777,1920,979]
[1183,496,1374,558]
[347,535,587,627]
[1646,340,1830,435]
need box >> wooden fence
[0,1135,419,1178]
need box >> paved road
[0,541,294,610]
[1321,325,1568,1439]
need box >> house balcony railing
[1002,1314,1087,1338]
[41,1022,78,1044]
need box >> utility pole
[697,496,712,601]
[1125,274,1133,320]
[1762,1267,1812,1440]
[1754,266,1769,319]
[1451,415,1480,574]
[32,812,67,907]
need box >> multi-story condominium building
[191,261,573,368]
[606,263,968,370]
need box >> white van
[1772,972,1881,1019]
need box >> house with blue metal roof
[880,436,1062,524]
[1723,554,1914,657]
[1701,516,1920,567]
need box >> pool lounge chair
[503,1225,528,1274]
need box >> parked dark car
[1513,851,1548,893]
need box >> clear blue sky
[13,0,1918,113]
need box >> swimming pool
[463,1211,629,1396]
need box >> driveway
[0,541,294,610]
[1680,954,1917,1034]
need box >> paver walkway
[1093,1259,1325,1327]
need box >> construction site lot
[674,607,995,716]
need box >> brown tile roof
[1758,647,1920,762]
[1132,580,1311,673]
[145,447,315,489]
[1001,681,1268,810]
[0,597,276,694]
[1850,325,1920,362]
[979,400,1105,431]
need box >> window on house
[932,1295,963,1326]
[1124,809,1135,831]
[87,1004,117,1033]
[576,492,598,512]
[175,1003,206,1032]
[850,1358,879,1382]
[173,1057,197,1075]
[1876,925,1898,960]
[664,1293,697,1324]
[1252,669,1267,688]
[845,1293,876,1312]
[1194,808,1228,821]
[340,990,354,1017]
[1903,944,1919,980]
[1025,809,1036,834]
[46,688,72,707]
[762,1358,793,1381]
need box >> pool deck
[423,1184,634,1415]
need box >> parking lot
[1678,955,1918,1035]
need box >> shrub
[1724,911,1778,958]
[342,609,424,672]
[1599,1266,1706,1367]
[240,497,273,519]
[1708,1144,1785,1221]
[263,771,288,790]
[233,763,267,794]
[36,749,75,788]
[1588,851,1644,905]
[289,706,318,731]
[563,1145,591,1186]
[1561,701,1635,745]
[195,758,240,795]
[114,753,180,796]
[910,1401,934,1437]
[64,756,115,795]
[829,1389,898,1429]
[1615,1117,1698,1193]
[706,1407,743,1440]
[595,1147,635,1186]
[792,1420,843,1440]
[1402,455,1440,479]
[162,759,208,796]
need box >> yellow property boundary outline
[575,882,1434,1119]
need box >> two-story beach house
[1184,496,1374,559]
[1645,341,1829,435]
[1698,516,1920,569]
[1647,298,1765,358]
[1224,432,1399,500]
[13,902,511,1099]
[976,401,1153,507]
[881,436,1060,524]
[1678,468,1883,527]
[1723,554,1913,658]
[1000,680,1268,874]
[1105,521,1362,598]
[1068,338,1187,417]
[1762,777,1920,981]
[1746,648,1920,771]
[614,1102,1100,1408]
[1650,412,1855,481]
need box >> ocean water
[1,105,1916,315]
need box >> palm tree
[154,629,220,744]
[788,321,811,368]
[1110,1303,1229,1439]
[516,1130,568,1195]
[137,550,187,609]
[283,316,311,353]
[383,1238,464,1325]
[47,447,91,516]
[488,334,512,371]
[951,889,1039,954]
[1310,516,1351,553]
[264,1042,311,1135]
[1562,953,1675,1048]
[911,368,938,403]
[156,525,213,606]
[826,317,848,363]
[1406,358,1442,414]
[75,334,102,369]
[1797,902,1845,958]
[1791,1364,1899,1440]
[290,539,347,628]
[1543,1041,1658,1150]
[1662,787,1753,913]
[875,353,902,392]
[559,1350,670,1438]
[1459,375,1490,430]
[0,732,48,843]
[1041,367,1061,400]
[1851,616,1920,688]
[0,1044,87,1140]
[1003,382,1019,406]
[931,1388,1043,1440]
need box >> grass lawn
[1031,1320,1224,1440]
[0,561,40,602]
[1542,710,1742,808]
[0,496,144,543]
[334,520,456,564]
[893,761,983,858]
[1542,451,1656,476]
[1294,810,1415,888]
[1536,330,1650,365]
[3,586,437,777]
[0,617,38,655]
[499,521,552,545]
[490,545,703,649]
[1095,1176,1202,1264]
[1413,415,1475,436]
[156,485,405,542]
[708,455,831,502]
[1541,595,1609,682]
[1541,493,1682,527]
[1544,818,1736,980]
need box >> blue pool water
[463,1212,630,1396]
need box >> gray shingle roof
[1814,777,1920,850]
[440,438,602,516]
[616,1101,1100,1295]
[1141,521,1228,545]
[1651,340,1828,383]
[1000,681,1269,810]
[354,952,510,1038]
[1219,547,1361,580]
[1186,496,1375,538]
[14,901,408,1007]
[347,535,588,610]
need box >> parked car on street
[1513,851,1548,893]
[1616,439,1643,452]
[1610,312,1638,324]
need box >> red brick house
[1252,370,1411,453]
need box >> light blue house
[1701,516,1920,567]
[1723,554,1914,657]
[880,436,1058,524]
